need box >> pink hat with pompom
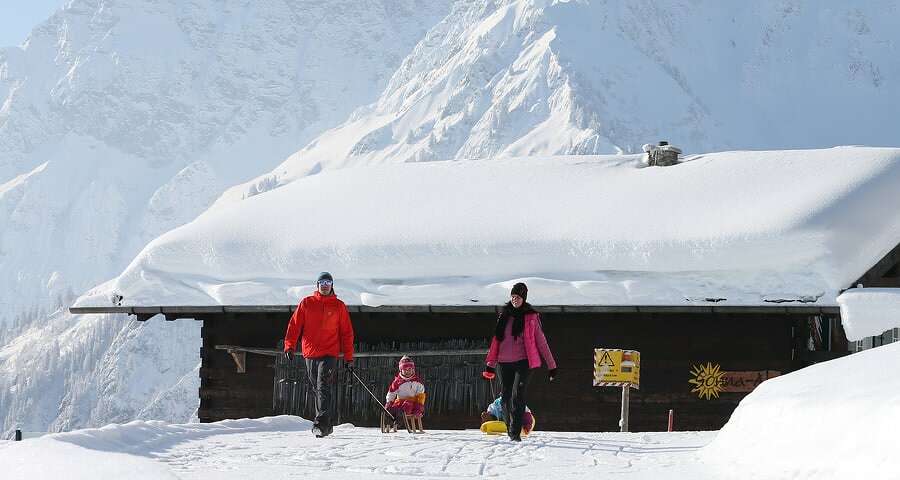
[399,355,415,372]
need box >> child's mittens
[482,365,496,380]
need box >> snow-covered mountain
[0,0,452,436]
[222,0,900,201]
[3,0,900,436]
[0,0,452,323]
[0,310,200,433]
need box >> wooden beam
[359,305,429,313]
[637,306,714,313]
[227,350,246,373]
[164,306,224,314]
[223,305,293,313]
[562,306,637,313]
[537,305,564,313]
[852,241,900,287]
[213,345,487,358]
[429,305,497,313]
[215,345,281,357]
[68,306,133,314]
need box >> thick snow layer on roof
[837,288,900,341]
[701,341,900,478]
[76,147,900,308]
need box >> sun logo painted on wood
[689,362,726,400]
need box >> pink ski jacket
[485,312,557,370]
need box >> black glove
[282,349,294,363]
[344,361,355,373]
[482,365,496,380]
[548,368,557,382]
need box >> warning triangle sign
[597,350,615,367]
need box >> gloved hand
[282,349,294,363]
[482,365,496,380]
[548,368,558,382]
[344,361,355,373]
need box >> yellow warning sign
[597,350,614,367]
[593,349,640,388]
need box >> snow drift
[702,341,900,479]
[0,416,312,480]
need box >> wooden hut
[69,149,900,431]
[70,241,900,432]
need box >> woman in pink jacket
[482,282,557,441]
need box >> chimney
[643,140,682,166]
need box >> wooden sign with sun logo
[688,362,727,400]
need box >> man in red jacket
[283,272,354,438]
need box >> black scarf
[494,302,535,341]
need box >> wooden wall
[199,312,282,421]
[198,309,831,431]
[539,311,793,431]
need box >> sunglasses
[318,279,333,286]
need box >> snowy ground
[1,416,738,479]
[5,342,900,479]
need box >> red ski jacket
[283,290,354,361]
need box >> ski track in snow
[143,427,722,479]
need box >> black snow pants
[305,356,337,430]
[499,359,532,438]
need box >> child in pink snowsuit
[385,356,426,419]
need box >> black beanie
[510,282,528,301]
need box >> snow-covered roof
[76,147,900,308]
[836,288,900,341]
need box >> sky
[0,0,65,47]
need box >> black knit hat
[317,272,334,284]
[510,282,528,301]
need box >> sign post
[620,385,630,432]
[593,348,641,432]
